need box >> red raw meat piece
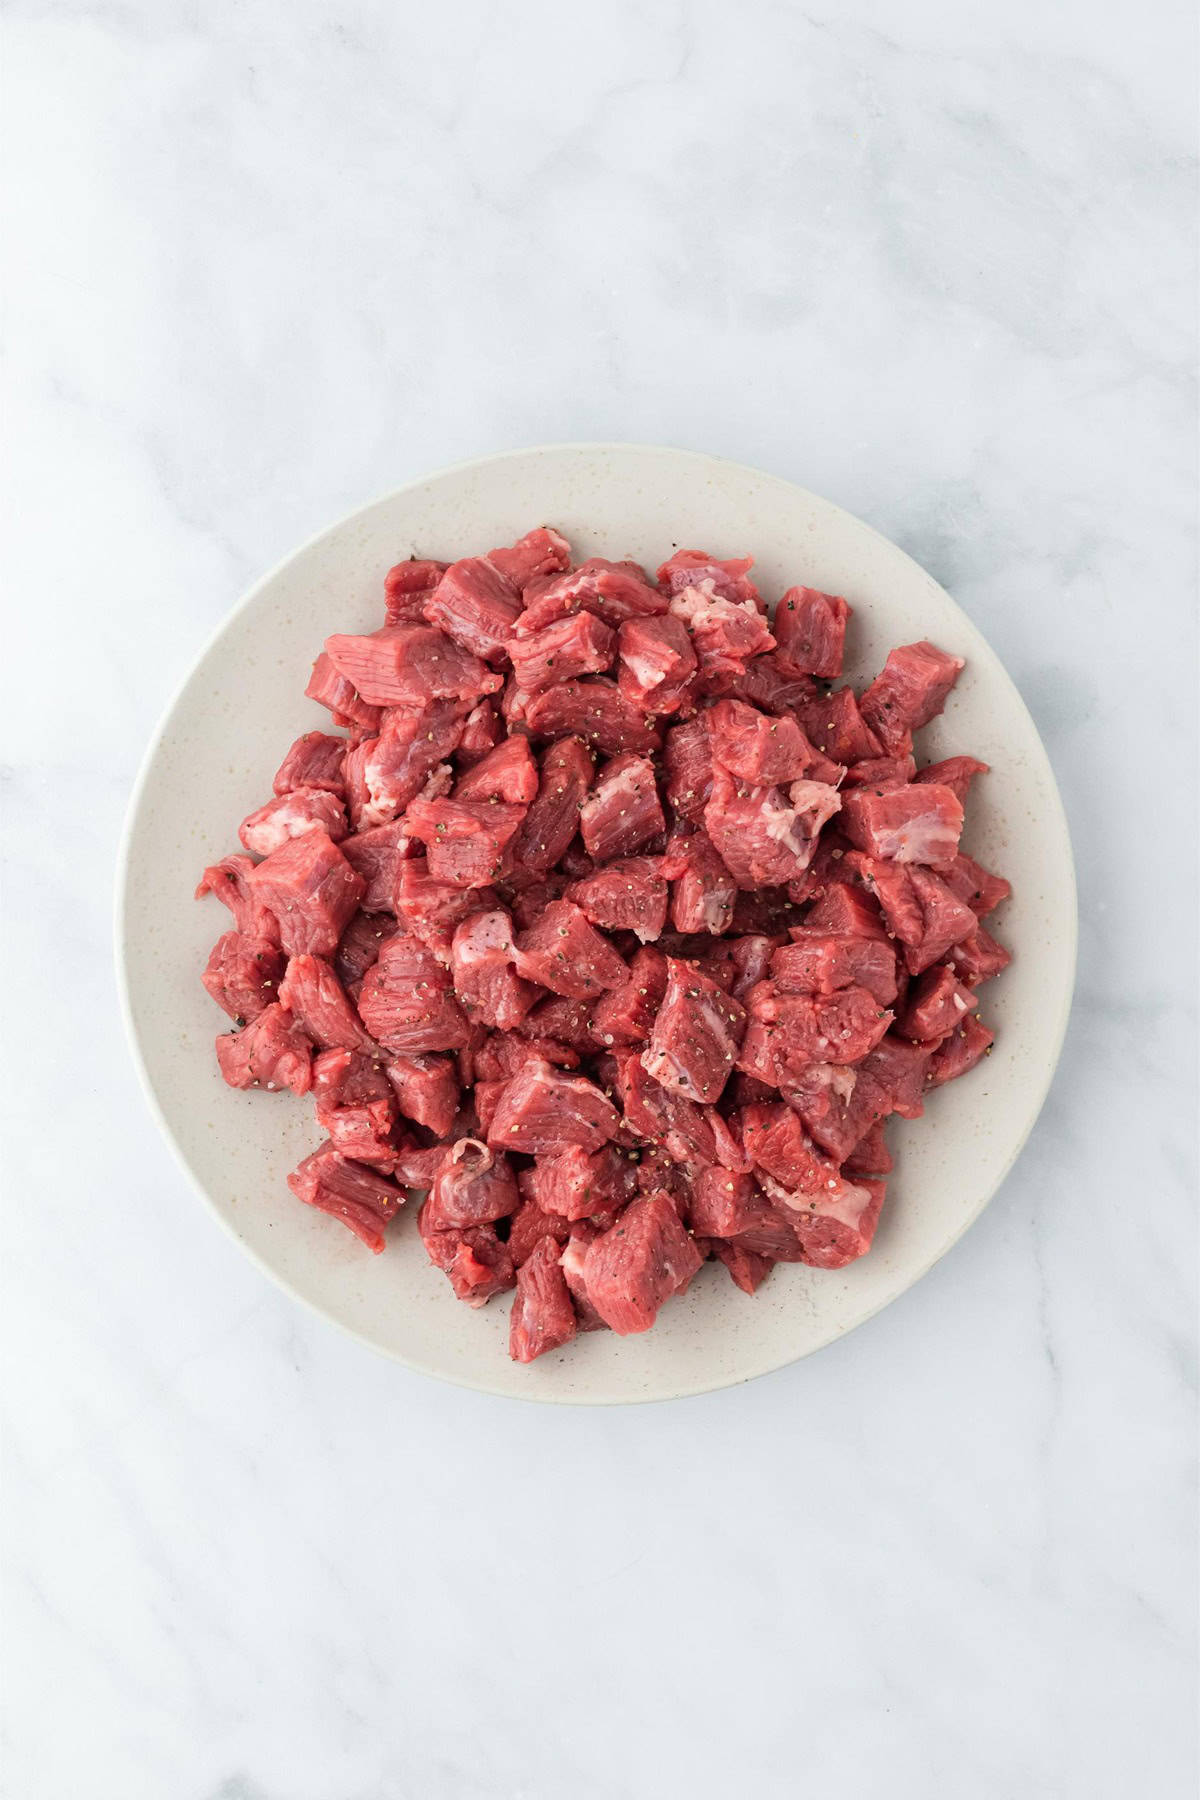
[843,755,917,789]
[915,755,989,805]
[898,965,977,1044]
[324,624,502,708]
[512,900,629,998]
[739,1102,836,1195]
[706,698,815,786]
[772,586,850,679]
[473,1032,579,1079]
[726,1196,808,1262]
[215,1002,313,1095]
[725,650,816,717]
[668,582,775,689]
[559,1229,609,1330]
[305,652,383,732]
[508,1192,573,1264]
[453,735,539,805]
[288,1144,404,1253]
[616,614,698,715]
[642,959,746,1104]
[340,819,413,913]
[472,1080,506,1134]
[450,910,539,1029]
[278,954,374,1051]
[742,982,892,1076]
[202,932,285,1023]
[663,715,713,824]
[351,698,469,828]
[357,936,471,1053]
[589,945,668,1046]
[772,933,899,1006]
[803,879,886,940]
[425,1138,519,1227]
[657,549,762,609]
[761,1171,885,1269]
[196,854,280,942]
[579,753,665,862]
[582,1192,703,1334]
[506,737,594,881]
[507,611,616,694]
[840,782,964,866]
[333,911,395,995]
[668,832,736,936]
[566,857,668,942]
[487,1058,620,1154]
[487,526,571,588]
[403,795,526,889]
[273,731,347,797]
[393,857,499,959]
[423,557,522,662]
[312,1048,397,1167]
[418,1202,516,1305]
[687,1166,765,1237]
[385,1053,460,1136]
[779,1062,870,1161]
[525,679,661,755]
[796,688,881,765]
[843,1118,893,1176]
[613,1050,718,1167]
[941,852,1011,919]
[860,641,964,755]
[383,557,448,624]
[529,1144,637,1222]
[928,1012,994,1085]
[456,699,500,764]
[509,1236,578,1363]
[847,854,978,974]
[711,1240,774,1294]
[705,767,841,890]
[518,993,599,1053]
[391,1137,451,1189]
[946,924,1011,986]
[518,558,665,631]
[246,830,365,958]
[698,933,779,1004]
[860,1035,931,1118]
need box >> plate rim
[115,440,1078,1404]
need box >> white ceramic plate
[117,444,1076,1403]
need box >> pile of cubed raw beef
[197,526,1010,1363]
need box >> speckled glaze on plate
[116,444,1076,1403]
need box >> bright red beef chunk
[403,795,526,889]
[761,1171,885,1270]
[487,1058,621,1154]
[215,1002,314,1095]
[507,611,616,694]
[196,854,280,941]
[663,715,714,824]
[526,678,661,755]
[202,932,285,1023]
[457,699,500,763]
[797,688,881,765]
[311,1048,397,1167]
[278,953,374,1051]
[357,936,471,1053]
[418,1202,516,1305]
[642,958,746,1105]
[772,932,899,1006]
[487,526,572,589]
[426,1138,519,1228]
[509,1235,578,1362]
[898,965,977,1045]
[566,857,668,942]
[582,1192,703,1334]
[725,651,816,718]
[860,641,964,755]
[706,698,815,786]
[657,549,762,609]
[616,614,698,715]
[705,768,841,889]
[305,652,382,732]
[668,582,775,689]
[742,982,893,1076]
[452,735,538,805]
[579,753,665,862]
[324,624,503,708]
[589,945,668,1046]
[928,1012,994,1084]
[288,1144,405,1253]
[687,1166,767,1237]
[423,557,522,662]
[383,557,448,624]
[506,737,594,880]
[273,731,347,798]
[386,1053,460,1137]
[519,557,665,631]
[772,586,850,679]
[915,755,989,805]
[942,851,1011,919]
[392,857,499,959]
[340,818,413,913]
[530,1144,637,1223]
[246,830,365,958]
[668,832,737,936]
[512,899,629,999]
[449,910,539,1029]
[840,783,964,867]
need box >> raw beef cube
[946,924,1011,986]
[473,1032,579,1079]
[668,582,775,688]
[305,652,383,731]
[324,624,502,708]
[589,945,669,1045]
[403,796,526,889]
[726,1197,808,1263]
[215,1002,314,1095]
[842,1119,893,1177]
[739,1102,834,1195]
[383,557,448,624]
[613,1050,718,1168]
[246,830,366,958]
[941,852,1011,919]
[450,910,539,1029]
[772,933,899,1006]
[642,959,746,1105]
[418,1203,516,1305]
[351,698,469,829]
[518,557,666,631]
[287,1144,405,1254]
[507,1192,574,1265]
[699,933,779,1004]
[357,935,471,1052]
[456,699,500,764]
[725,652,815,719]
[860,641,964,755]
[779,1062,873,1162]
[927,1013,994,1085]
[705,767,841,890]
[487,1058,620,1153]
[385,1053,460,1137]
[312,1047,397,1167]
[334,911,395,995]
[507,611,616,694]
[616,614,698,715]
[202,932,285,1023]
[273,731,347,798]
[799,880,887,940]
[196,854,280,942]
[472,1079,506,1135]
[797,688,882,765]
[915,755,989,805]
[566,858,668,941]
[663,715,713,824]
[390,1138,447,1189]
[512,900,629,998]
[760,1171,885,1270]
[847,854,977,974]
[687,1166,765,1237]
[422,557,522,662]
[530,1144,637,1222]
[657,549,762,609]
[340,819,413,913]
[742,982,892,1076]
[668,833,737,936]
[843,755,917,789]
[525,679,661,755]
[487,526,571,589]
[518,993,600,1053]
[506,737,594,880]
[898,965,976,1044]
[559,1229,609,1331]
[706,698,815,786]
[840,782,964,866]
[579,754,665,862]
[425,1138,519,1228]
[393,857,499,959]
[582,1192,703,1334]
[278,954,374,1051]
[509,1236,578,1363]
[710,1240,774,1295]
[452,735,539,805]
[858,1035,932,1119]
[772,586,850,678]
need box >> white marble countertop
[4,3,1196,1796]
